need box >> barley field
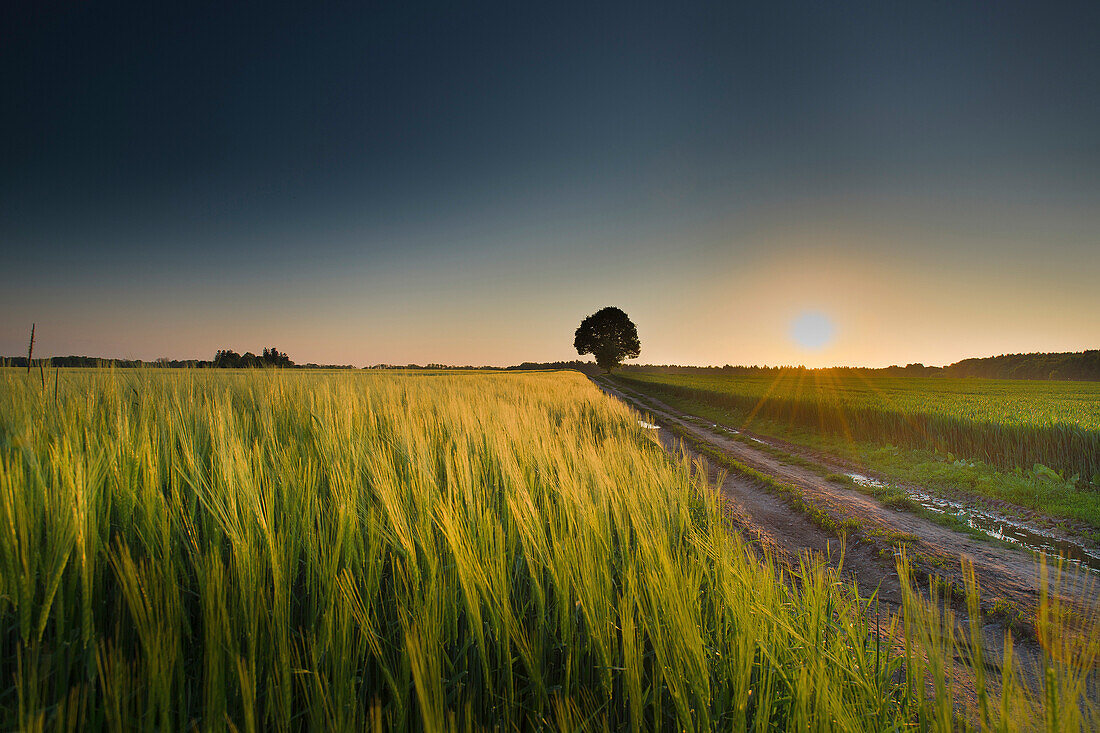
[619,372,1100,485]
[0,368,1095,730]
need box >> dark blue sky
[3,1,1098,365]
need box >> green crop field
[0,368,1095,730]
[618,372,1100,487]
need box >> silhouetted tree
[574,307,641,373]
[262,347,291,366]
[212,347,294,368]
[214,349,243,368]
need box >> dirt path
[601,377,1096,613]
[592,375,1100,706]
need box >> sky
[2,0,1098,367]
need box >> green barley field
[618,372,1100,485]
[0,368,1096,730]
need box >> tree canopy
[574,307,641,372]
[213,347,293,368]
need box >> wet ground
[660,398,1100,575]
[705,416,1100,574]
[895,481,1100,573]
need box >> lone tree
[574,306,641,373]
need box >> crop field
[618,372,1100,487]
[0,368,1096,730]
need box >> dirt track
[592,376,1100,701]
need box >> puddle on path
[846,473,889,490]
[638,420,660,430]
[847,474,1100,573]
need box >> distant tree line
[4,355,207,369]
[621,350,1100,381]
[361,360,601,373]
[505,360,603,374]
[942,351,1100,380]
[213,347,292,368]
[3,355,590,372]
[4,347,352,370]
[7,351,1096,380]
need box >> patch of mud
[846,473,1100,573]
[908,490,1100,573]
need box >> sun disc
[790,311,836,350]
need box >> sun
[790,310,836,350]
